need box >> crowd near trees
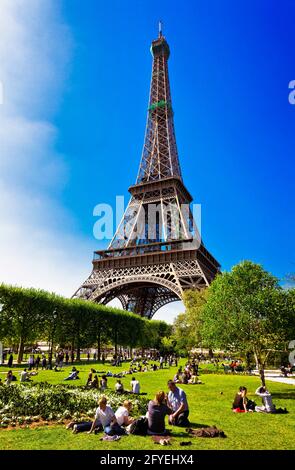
[173,261,295,385]
[1,261,294,385]
[0,284,171,364]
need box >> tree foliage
[200,261,295,385]
[0,284,169,361]
[172,289,208,355]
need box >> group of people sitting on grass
[67,380,189,437]
[173,362,202,385]
[232,385,287,414]
[3,369,38,385]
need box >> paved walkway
[253,370,295,386]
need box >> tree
[173,289,208,356]
[0,284,59,363]
[0,283,172,360]
[201,261,294,385]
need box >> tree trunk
[254,350,266,386]
[76,336,80,361]
[76,322,81,361]
[245,352,251,369]
[17,337,24,364]
[114,330,118,356]
[97,331,101,362]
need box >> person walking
[8,353,13,368]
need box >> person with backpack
[232,386,255,412]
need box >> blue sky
[0,0,294,323]
[58,0,295,279]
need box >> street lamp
[49,309,58,370]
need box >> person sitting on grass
[115,379,124,394]
[188,374,202,385]
[5,370,15,385]
[64,367,79,381]
[86,371,93,387]
[173,369,182,383]
[86,369,96,388]
[255,386,276,413]
[115,400,134,427]
[90,374,99,389]
[130,377,140,394]
[88,396,125,436]
[20,369,32,383]
[181,371,189,384]
[167,380,190,426]
[147,391,172,435]
[100,375,108,391]
[232,386,255,412]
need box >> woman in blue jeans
[68,396,125,435]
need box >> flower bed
[0,383,149,427]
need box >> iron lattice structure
[74,29,220,318]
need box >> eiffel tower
[74,25,220,318]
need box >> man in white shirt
[130,377,140,394]
[20,369,30,383]
[89,396,116,433]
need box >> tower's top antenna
[159,20,163,37]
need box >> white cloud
[109,298,184,324]
[0,1,184,325]
[0,0,93,296]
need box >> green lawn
[0,361,294,450]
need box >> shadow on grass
[271,390,295,400]
[167,422,212,438]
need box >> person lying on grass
[64,367,80,381]
[167,380,190,426]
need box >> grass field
[0,361,294,450]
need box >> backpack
[128,417,148,435]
